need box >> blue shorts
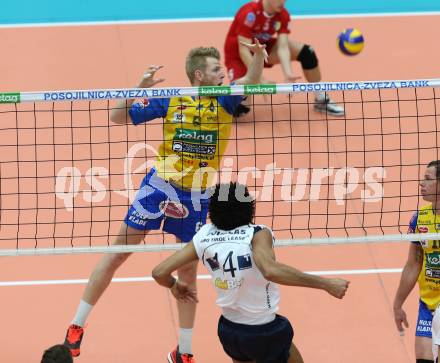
[124,168,209,242]
[218,315,293,363]
[416,299,433,338]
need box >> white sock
[71,300,93,327]
[178,328,193,355]
[315,91,326,101]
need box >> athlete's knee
[416,359,434,363]
[297,44,318,70]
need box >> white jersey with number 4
[192,223,280,325]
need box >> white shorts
[432,304,440,362]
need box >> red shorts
[225,38,277,81]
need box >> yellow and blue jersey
[129,95,242,189]
[409,204,440,310]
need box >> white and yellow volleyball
[337,28,364,56]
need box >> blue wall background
[2,0,440,25]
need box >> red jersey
[224,0,291,62]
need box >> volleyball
[337,28,364,56]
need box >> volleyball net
[1,79,440,256]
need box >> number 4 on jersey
[223,251,237,277]
[206,251,253,276]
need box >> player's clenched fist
[325,278,350,299]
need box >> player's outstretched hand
[139,65,165,88]
[325,278,349,299]
[239,38,268,63]
[170,280,199,303]
[393,306,409,335]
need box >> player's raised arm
[110,65,165,125]
[252,229,349,299]
[234,39,267,86]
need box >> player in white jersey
[153,182,349,362]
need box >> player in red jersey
[225,0,344,117]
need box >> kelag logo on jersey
[175,128,217,144]
[172,128,218,156]
[426,252,440,267]
[426,252,440,279]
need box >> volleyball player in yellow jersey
[394,160,440,363]
[63,40,267,363]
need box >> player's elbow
[259,263,278,282]
[152,265,166,283]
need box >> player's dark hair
[209,182,255,230]
[428,160,440,179]
[41,344,73,363]
[186,46,221,84]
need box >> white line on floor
[0,268,403,287]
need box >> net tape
[0,232,436,256]
[1,79,438,103]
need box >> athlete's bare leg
[176,236,198,329]
[415,336,435,361]
[287,342,304,363]
[82,223,147,305]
